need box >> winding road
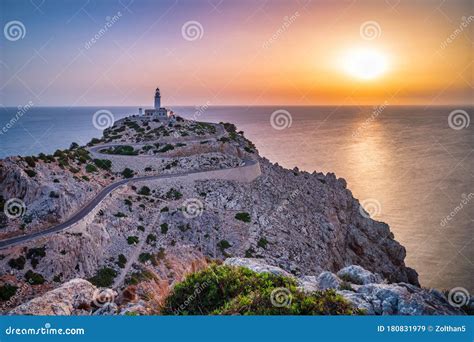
[0,159,257,250]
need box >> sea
[0,105,472,292]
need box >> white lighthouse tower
[154,88,161,109]
[142,86,172,120]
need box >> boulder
[224,258,293,278]
[337,265,382,285]
[9,279,96,315]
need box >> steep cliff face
[0,156,108,237]
[1,117,421,315]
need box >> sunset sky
[0,0,472,106]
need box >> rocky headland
[0,115,469,315]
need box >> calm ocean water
[0,105,472,291]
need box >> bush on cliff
[121,168,134,178]
[0,284,18,301]
[235,212,251,223]
[88,267,117,287]
[162,264,360,315]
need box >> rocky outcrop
[225,258,463,316]
[1,117,426,315]
[8,279,96,315]
[337,265,383,285]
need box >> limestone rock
[224,258,293,278]
[9,279,96,315]
[337,265,383,285]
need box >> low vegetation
[88,267,117,287]
[235,212,251,223]
[162,264,361,315]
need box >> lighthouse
[154,88,161,109]
[142,87,172,120]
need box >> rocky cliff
[0,116,445,315]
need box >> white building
[140,87,173,120]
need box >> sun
[341,48,389,80]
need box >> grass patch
[88,267,117,287]
[235,212,251,223]
[162,264,361,315]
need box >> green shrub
[158,144,175,153]
[217,240,231,252]
[0,284,18,301]
[235,212,251,223]
[127,236,139,245]
[160,207,169,213]
[8,256,26,270]
[93,158,112,170]
[117,254,127,268]
[121,168,134,178]
[160,223,169,234]
[114,212,127,218]
[138,186,151,196]
[146,234,157,245]
[85,164,98,173]
[24,156,36,168]
[162,264,360,315]
[25,270,45,285]
[138,253,152,263]
[88,267,117,287]
[101,145,137,155]
[137,225,145,232]
[245,247,255,258]
[26,247,46,268]
[49,191,60,198]
[81,175,90,181]
[257,237,268,249]
[165,188,182,200]
[25,169,36,178]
